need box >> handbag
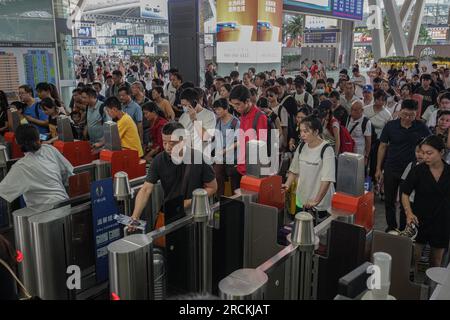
[0,258,37,300]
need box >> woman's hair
[437,110,450,120]
[151,86,165,99]
[10,101,26,113]
[300,116,323,135]
[220,83,232,94]
[0,234,16,268]
[256,97,269,109]
[420,135,445,153]
[265,86,280,96]
[315,100,333,121]
[213,98,229,111]
[142,101,166,119]
[400,83,412,93]
[40,97,57,110]
[15,124,41,153]
[297,107,311,117]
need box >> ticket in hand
[114,214,147,230]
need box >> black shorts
[416,224,450,249]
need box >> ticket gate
[99,121,146,180]
[218,153,374,300]
[3,109,23,159]
[12,173,161,300]
[53,116,97,166]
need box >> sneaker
[387,229,400,236]
[398,223,418,241]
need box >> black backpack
[277,94,298,143]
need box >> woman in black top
[40,98,64,144]
[401,135,450,268]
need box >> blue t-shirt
[24,102,49,134]
[123,100,143,124]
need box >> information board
[91,178,121,284]
[284,0,364,21]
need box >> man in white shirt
[363,90,393,139]
[165,68,179,106]
[351,67,367,98]
[293,77,314,109]
[426,92,450,128]
[347,100,372,165]
[340,81,360,113]
[444,68,450,89]
[179,88,216,152]
[363,90,393,180]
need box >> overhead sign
[217,0,283,64]
[284,0,364,21]
[140,0,168,20]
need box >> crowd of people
[1,58,450,285]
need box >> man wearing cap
[363,85,374,106]
[351,67,367,98]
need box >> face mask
[316,89,325,95]
[182,106,189,113]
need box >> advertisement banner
[217,0,282,64]
[144,34,155,54]
[140,0,168,20]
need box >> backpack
[297,142,333,160]
[277,94,298,143]
[337,123,356,153]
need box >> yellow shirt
[117,113,144,157]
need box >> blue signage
[78,27,92,38]
[284,0,364,21]
[91,178,122,283]
[332,0,364,20]
[116,29,128,37]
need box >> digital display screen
[78,27,92,38]
[284,0,364,21]
[116,29,128,37]
[79,39,97,46]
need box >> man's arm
[364,135,371,165]
[375,142,388,181]
[25,116,48,127]
[137,122,143,143]
[131,182,154,220]
[183,179,218,208]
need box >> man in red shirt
[142,102,168,162]
[229,85,268,176]
[310,60,319,78]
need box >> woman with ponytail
[0,124,74,207]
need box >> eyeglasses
[401,112,416,119]
[268,94,276,98]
